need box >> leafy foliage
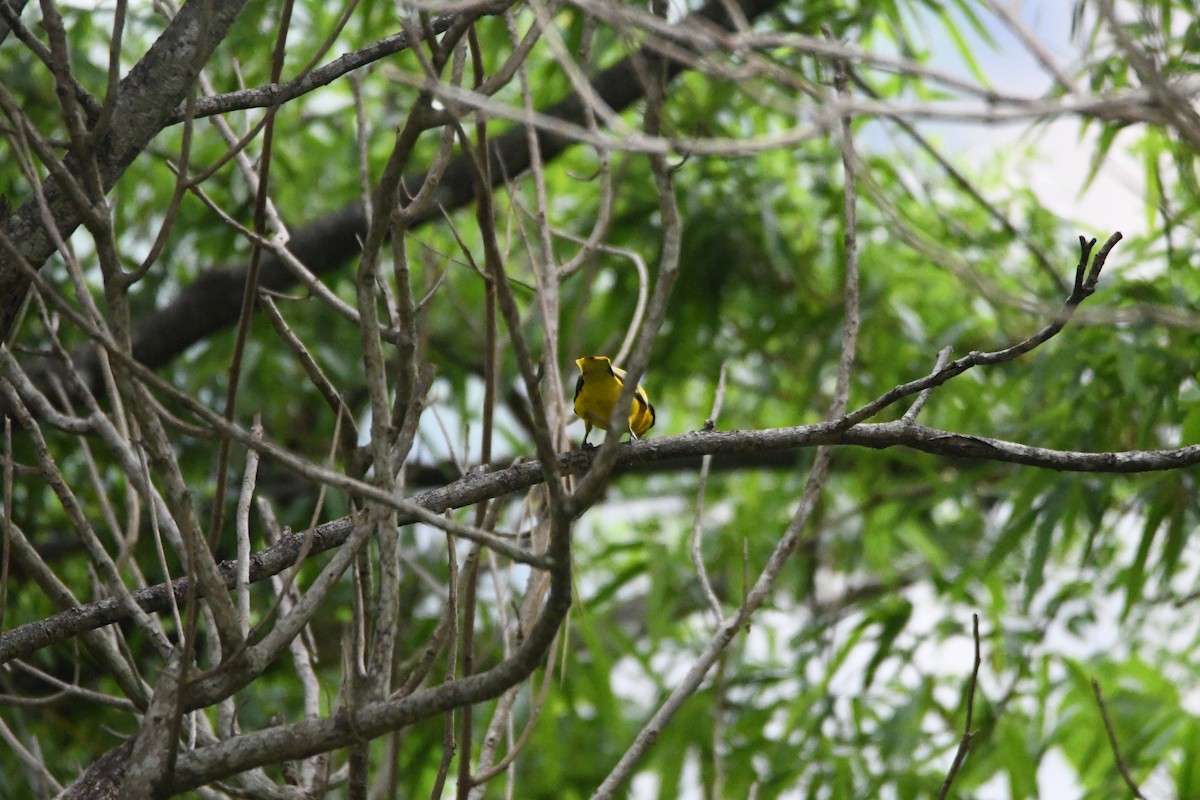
[3,0,1200,798]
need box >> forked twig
[843,232,1123,428]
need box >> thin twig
[691,364,727,625]
[842,233,1123,428]
[457,28,498,796]
[235,416,263,639]
[257,293,360,459]
[902,346,952,423]
[469,656,555,787]
[261,497,324,792]
[1,417,11,630]
[1092,678,1150,800]
[830,31,861,414]
[9,658,136,710]
[430,534,462,800]
[710,653,729,799]
[982,0,1079,93]
[136,417,184,640]
[205,0,297,555]
[937,613,983,800]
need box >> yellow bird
[573,355,656,446]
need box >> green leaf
[1023,486,1065,611]
[863,599,914,690]
[1081,123,1122,194]
[1124,502,1166,618]
[1176,718,1200,799]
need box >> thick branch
[165,12,471,123]
[0,0,251,340]
[6,418,1200,664]
[55,739,134,800]
[167,540,572,794]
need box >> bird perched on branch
[573,355,656,446]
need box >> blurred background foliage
[5,0,1200,797]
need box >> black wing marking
[573,373,585,402]
[641,397,656,431]
[632,391,656,432]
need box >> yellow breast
[573,356,655,439]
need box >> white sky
[935,3,1148,241]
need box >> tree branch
[165,10,481,123]
[0,0,251,340]
[1092,678,1149,800]
[8,416,1200,665]
[29,0,786,402]
[937,613,983,800]
[840,233,1122,428]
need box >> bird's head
[575,355,612,374]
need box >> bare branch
[25,0,784,407]
[901,346,952,424]
[1092,678,1150,800]
[690,365,728,625]
[841,233,1123,428]
[0,0,253,340]
[936,614,983,800]
[164,9,501,123]
[235,417,263,638]
[13,406,1200,666]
